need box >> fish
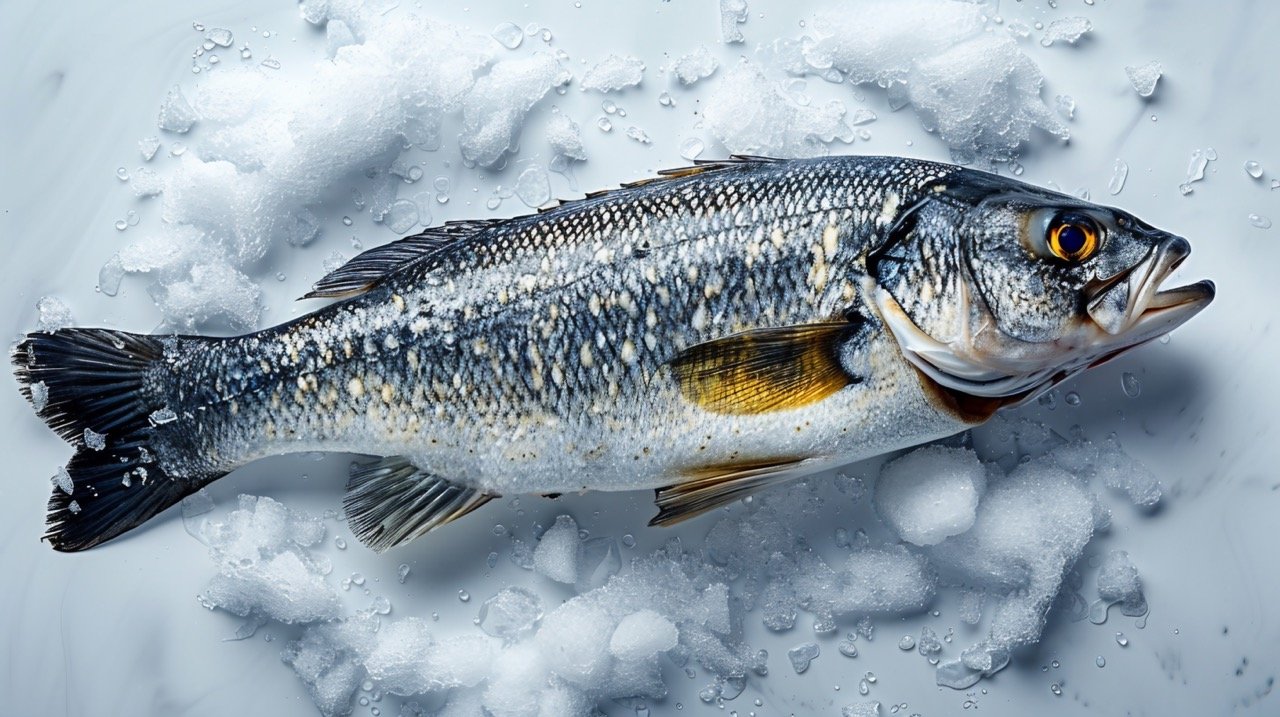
[12,155,1214,552]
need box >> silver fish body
[14,156,1214,551]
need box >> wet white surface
[2,1,1278,715]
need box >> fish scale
[14,155,1214,551]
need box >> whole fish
[14,156,1213,552]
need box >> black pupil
[1057,223,1088,256]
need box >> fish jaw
[875,235,1214,401]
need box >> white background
[2,1,1278,715]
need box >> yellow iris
[1047,215,1100,262]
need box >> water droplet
[898,635,916,650]
[335,536,347,549]
[114,219,128,231]
[679,137,705,160]
[1095,656,1106,668]
[596,117,613,132]
[1108,159,1129,195]
[491,22,524,49]
[1115,632,1129,647]
[658,91,674,107]
[1249,213,1272,229]
[240,46,252,60]
[458,589,471,602]
[602,100,617,114]
[1121,372,1141,398]
[1064,391,1081,406]
[397,564,410,583]
[116,167,130,181]
[621,533,636,547]
[1050,683,1062,696]
[1245,160,1264,179]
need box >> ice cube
[874,446,986,546]
[546,111,586,161]
[581,54,644,92]
[477,586,544,640]
[719,0,748,44]
[82,428,107,451]
[282,622,367,717]
[788,642,820,673]
[138,136,161,160]
[609,609,678,661]
[672,46,719,85]
[1040,17,1092,47]
[1125,61,1163,98]
[533,514,580,583]
[36,295,74,331]
[157,85,199,133]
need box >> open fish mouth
[876,236,1215,402]
[1085,236,1215,338]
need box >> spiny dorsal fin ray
[669,320,863,415]
[302,220,505,299]
[343,456,495,552]
[650,456,811,526]
[303,156,784,300]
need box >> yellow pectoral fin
[669,321,861,415]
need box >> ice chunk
[875,446,985,546]
[193,68,270,124]
[842,703,881,717]
[157,85,199,133]
[907,34,1067,163]
[36,295,73,331]
[704,59,852,157]
[138,136,161,160]
[546,111,586,161]
[1125,61,1163,98]
[82,428,106,451]
[672,46,719,85]
[581,54,644,92]
[536,597,617,685]
[205,27,234,47]
[514,165,551,208]
[383,199,420,233]
[787,642,819,673]
[29,381,49,413]
[1040,17,1092,47]
[576,536,621,592]
[51,465,74,495]
[199,495,339,624]
[460,53,570,167]
[533,514,580,583]
[363,618,434,695]
[803,0,984,85]
[325,19,357,56]
[609,609,678,661]
[719,0,748,44]
[131,167,164,197]
[831,545,936,613]
[477,587,544,640]
[282,620,369,717]
[1092,442,1162,508]
[149,407,178,425]
[1096,550,1147,617]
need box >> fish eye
[1046,212,1101,263]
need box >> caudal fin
[13,328,210,551]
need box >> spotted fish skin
[163,156,966,494]
[17,155,1214,550]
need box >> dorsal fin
[303,156,784,300]
[302,219,503,299]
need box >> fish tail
[13,328,219,551]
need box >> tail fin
[13,328,212,551]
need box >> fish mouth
[874,236,1214,403]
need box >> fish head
[869,170,1214,405]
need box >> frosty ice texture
[581,54,645,92]
[672,46,719,85]
[704,59,853,157]
[532,514,580,583]
[874,446,985,546]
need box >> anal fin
[649,456,809,527]
[344,456,495,552]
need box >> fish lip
[1085,236,1205,336]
